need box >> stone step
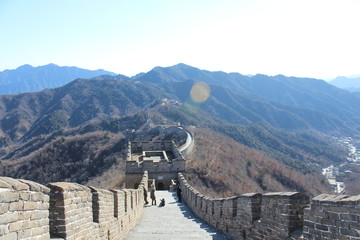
[125,191,230,240]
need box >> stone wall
[178,128,195,159]
[303,194,360,240]
[0,171,148,240]
[130,141,174,153]
[178,173,360,240]
[0,177,50,240]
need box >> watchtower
[125,140,185,190]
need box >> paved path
[125,191,231,240]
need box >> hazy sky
[1,0,359,79]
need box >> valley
[322,136,360,195]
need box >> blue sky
[1,0,359,79]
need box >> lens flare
[190,82,210,103]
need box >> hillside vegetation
[185,128,331,197]
[0,63,357,194]
[139,64,360,134]
[0,129,127,187]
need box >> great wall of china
[178,173,360,240]
[1,127,360,239]
[0,172,148,240]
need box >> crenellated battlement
[178,173,360,240]
[1,171,360,240]
[303,194,360,239]
[0,172,148,240]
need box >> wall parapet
[0,171,148,240]
[178,173,360,240]
[0,176,50,239]
[303,194,360,239]
[178,127,195,159]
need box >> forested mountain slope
[0,64,354,194]
[136,64,360,134]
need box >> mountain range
[0,63,358,195]
[137,64,360,134]
[0,64,116,95]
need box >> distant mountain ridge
[134,64,360,134]
[329,76,360,92]
[0,64,117,95]
[1,63,360,136]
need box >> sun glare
[190,82,210,103]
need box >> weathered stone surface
[18,179,50,193]
[48,182,91,192]
[0,190,19,202]
[0,224,9,235]
[0,202,9,214]
[0,232,17,240]
[0,177,29,191]
[0,179,11,189]
[9,221,23,232]
[0,212,18,224]
[9,201,23,211]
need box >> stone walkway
[125,191,231,240]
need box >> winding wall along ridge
[178,173,360,240]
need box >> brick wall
[178,129,195,159]
[0,177,50,240]
[178,173,359,240]
[0,171,148,240]
[303,194,360,240]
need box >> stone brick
[31,210,49,220]
[23,219,40,229]
[9,201,24,211]
[0,177,29,191]
[19,211,31,220]
[0,232,17,240]
[31,226,46,236]
[340,228,360,237]
[36,233,50,240]
[9,221,23,232]
[0,179,11,189]
[328,212,341,220]
[23,201,40,210]
[19,192,31,201]
[0,191,19,202]
[341,213,359,222]
[30,192,46,202]
[320,218,334,225]
[0,224,9,235]
[0,212,18,224]
[0,203,9,214]
[326,206,350,213]
[315,224,329,231]
[18,179,50,193]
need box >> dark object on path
[177,186,182,202]
[159,198,165,207]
